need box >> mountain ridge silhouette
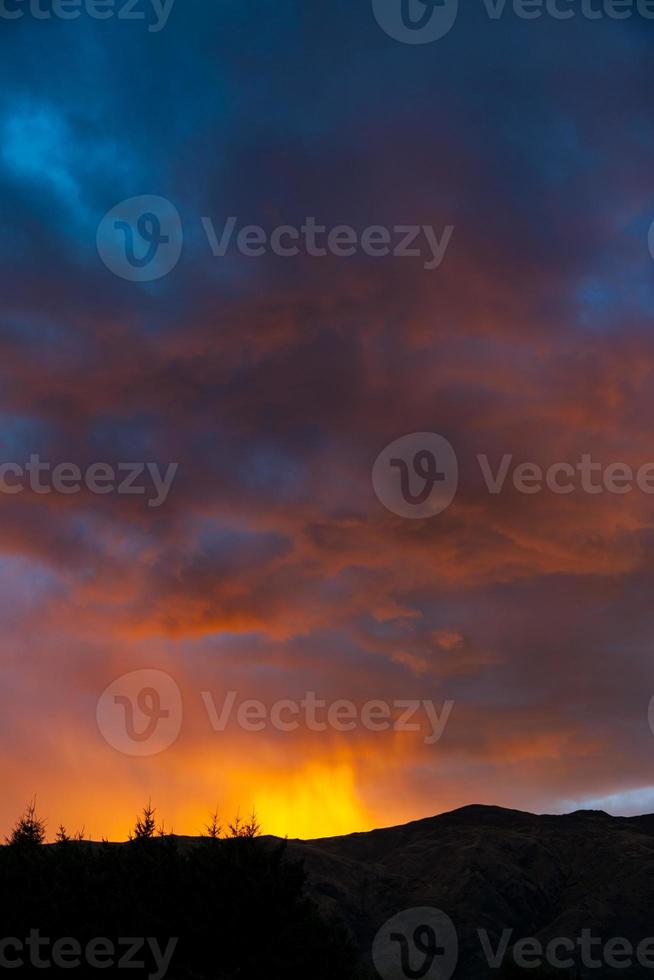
[281,803,654,977]
[7,804,654,977]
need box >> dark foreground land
[3,805,654,978]
[289,804,654,978]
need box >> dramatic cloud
[1,2,654,840]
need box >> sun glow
[250,760,372,840]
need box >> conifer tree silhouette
[228,808,261,838]
[0,797,358,978]
[6,798,46,846]
[243,808,261,838]
[205,807,222,838]
[130,800,157,840]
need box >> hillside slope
[287,805,654,977]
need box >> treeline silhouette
[5,798,262,845]
[1,799,358,979]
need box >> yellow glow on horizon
[250,760,372,839]
[31,762,375,843]
[5,738,381,843]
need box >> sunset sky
[2,2,654,842]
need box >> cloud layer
[1,2,654,839]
